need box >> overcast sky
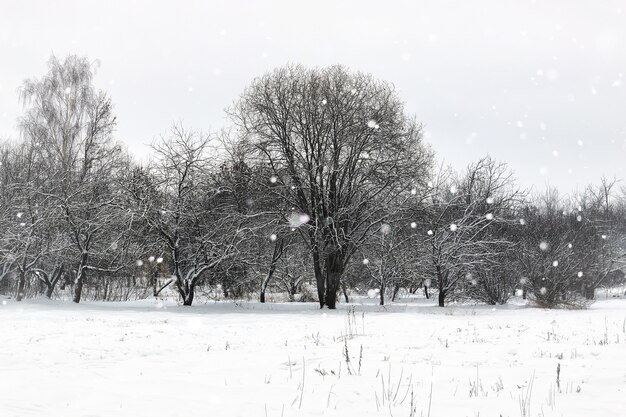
[1,0,625,193]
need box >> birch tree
[19,54,129,303]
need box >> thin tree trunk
[16,270,26,301]
[44,265,64,299]
[584,283,595,300]
[379,282,385,306]
[152,269,159,297]
[312,249,325,308]
[260,239,284,303]
[73,252,89,303]
[436,267,445,307]
[391,285,400,302]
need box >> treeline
[0,55,624,308]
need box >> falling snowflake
[576,215,582,222]
[485,213,494,220]
[519,218,526,225]
[486,197,494,204]
[269,234,277,242]
[540,287,547,295]
[515,289,524,297]
[367,120,377,128]
[450,185,457,194]
[367,289,379,298]
[64,87,71,95]
[568,243,573,249]
[539,241,549,251]
[269,176,277,184]
[148,256,155,263]
[601,235,607,239]
[410,222,417,229]
[449,223,458,232]
[136,260,144,267]
[380,223,391,235]
[16,212,23,218]
[156,257,163,264]
[552,260,559,267]
[424,278,431,288]
[288,212,310,228]
[321,99,327,105]
[362,258,369,265]
[20,222,26,227]
[410,188,417,195]
[577,271,583,278]
[427,230,433,236]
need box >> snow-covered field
[1,296,625,417]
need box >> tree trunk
[312,249,325,308]
[152,270,159,297]
[16,270,26,301]
[436,266,445,307]
[73,252,89,303]
[260,239,283,303]
[584,284,595,300]
[324,251,344,309]
[424,284,430,299]
[379,282,385,306]
[73,273,84,303]
[183,284,195,306]
[391,285,400,302]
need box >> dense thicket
[1,55,624,308]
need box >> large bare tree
[231,64,432,308]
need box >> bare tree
[231,64,432,308]
[418,157,524,306]
[18,54,130,303]
[125,125,242,305]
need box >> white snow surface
[1,296,625,416]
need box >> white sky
[1,0,625,193]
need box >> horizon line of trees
[1,54,624,309]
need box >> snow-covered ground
[1,296,625,417]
